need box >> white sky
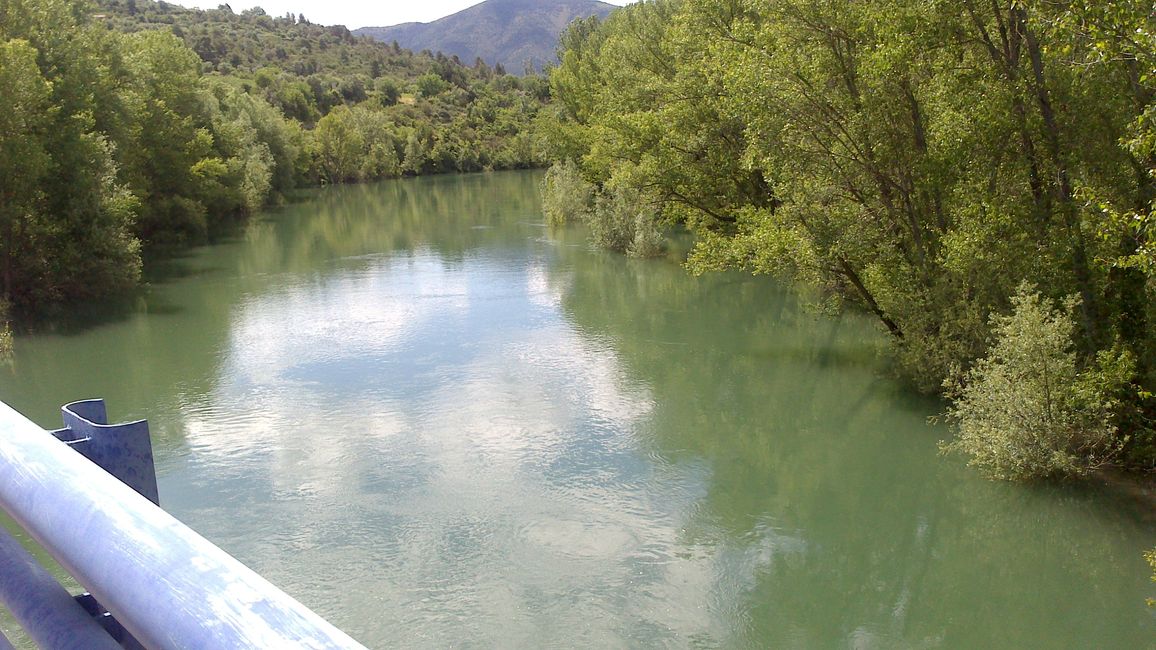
[177,0,637,30]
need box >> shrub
[539,159,593,226]
[588,186,636,253]
[414,73,451,98]
[540,162,665,257]
[627,206,665,259]
[588,184,664,258]
[375,77,401,106]
[941,283,1131,480]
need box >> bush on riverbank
[590,185,663,258]
[1148,548,1156,606]
[540,159,593,226]
[541,162,665,257]
[941,285,1132,480]
[0,301,11,362]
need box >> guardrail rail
[0,399,367,649]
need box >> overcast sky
[178,0,637,30]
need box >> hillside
[355,0,616,73]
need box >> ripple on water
[518,518,640,560]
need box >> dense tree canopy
[541,0,1156,473]
[94,0,549,184]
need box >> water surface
[1,171,1153,647]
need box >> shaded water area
[1,171,1153,647]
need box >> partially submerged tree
[539,159,593,227]
[941,284,1131,480]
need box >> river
[1,170,1153,647]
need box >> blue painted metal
[51,399,159,505]
[73,593,145,650]
[0,526,123,650]
[0,400,367,650]
[46,400,159,645]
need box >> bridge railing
[0,399,367,649]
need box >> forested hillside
[540,0,1156,476]
[0,0,547,319]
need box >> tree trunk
[839,258,903,339]
[1023,16,1101,350]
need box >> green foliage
[0,1,142,307]
[0,38,53,300]
[941,285,1130,480]
[313,106,364,183]
[311,104,403,183]
[206,79,307,198]
[587,186,636,254]
[540,159,593,226]
[91,0,547,184]
[540,160,665,257]
[0,299,10,363]
[414,73,451,98]
[588,184,664,258]
[374,77,401,106]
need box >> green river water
[1,170,1153,648]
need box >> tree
[539,159,593,226]
[313,105,365,183]
[375,77,401,106]
[120,29,218,242]
[415,73,451,98]
[0,39,53,301]
[0,0,142,307]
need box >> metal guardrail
[0,524,124,650]
[0,399,367,649]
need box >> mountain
[355,0,617,73]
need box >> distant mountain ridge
[354,0,616,73]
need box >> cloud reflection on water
[171,248,798,647]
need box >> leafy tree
[0,39,53,301]
[414,72,451,98]
[401,124,434,175]
[0,0,142,307]
[120,29,218,242]
[374,77,401,106]
[313,105,365,183]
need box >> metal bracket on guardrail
[51,399,159,506]
[49,399,156,647]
